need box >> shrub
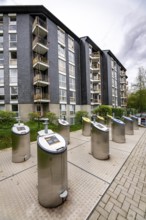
[92,105,112,117]
[0,110,16,127]
[45,112,58,125]
[28,112,40,121]
[112,107,125,119]
[75,110,88,125]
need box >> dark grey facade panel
[17,14,33,103]
[3,15,10,103]
[47,18,59,104]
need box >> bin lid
[38,129,53,137]
[112,118,125,125]
[38,133,66,153]
[92,122,109,132]
[12,124,30,134]
[58,119,69,125]
[107,114,114,119]
[123,116,133,121]
[97,116,104,120]
[131,115,138,119]
[82,117,91,123]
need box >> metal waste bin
[112,118,125,143]
[123,116,134,135]
[91,122,109,160]
[58,119,70,144]
[82,117,91,136]
[131,115,139,130]
[107,114,114,127]
[37,132,68,208]
[12,123,30,163]
[97,115,105,124]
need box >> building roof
[0,5,80,42]
[80,36,103,53]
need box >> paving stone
[104,201,114,213]
[139,200,146,212]
[127,208,136,220]
[117,214,127,220]
[107,209,118,220]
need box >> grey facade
[0,5,127,122]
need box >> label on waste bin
[82,117,91,123]
[92,122,109,132]
[97,116,104,120]
[38,133,66,153]
[123,116,133,121]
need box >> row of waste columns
[11,115,139,208]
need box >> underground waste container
[131,115,139,130]
[123,116,134,135]
[91,122,109,160]
[58,119,70,144]
[11,123,30,163]
[111,118,125,143]
[82,117,91,136]
[37,132,68,208]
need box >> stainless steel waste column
[112,118,125,143]
[91,122,109,160]
[123,116,134,135]
[58,119,70,144]
[37,132,68,208]
[12,123,30,162]
[82,117,91,136]
[131,115,139,130]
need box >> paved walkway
[88,129,146,220]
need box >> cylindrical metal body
[112,119,125,143]
[58,119,70,144]
[82,117,91,136]
[123,116,134,135]
[37,133,68,208]
[97,116,105,124]
[131,116,139,130]
[12,123,30,163]
[91,122,109,160]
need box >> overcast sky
[1,0,146,86]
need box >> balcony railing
[33,74,49,86]
[34,93,50,102]
[33,54,49,71]
[33,36,48,48]
[32,16,48,37]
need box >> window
[0,34,3,48]
[59,74,66,88]
[58,59,66,73]
[60,104,66,115]
[0,104,4,110]
[70,91,76,103]
[58,28,65,45]
[10,86,18,101]
[9,15,17,31]
[68,51,74,63]
[0,51,4,66]
[69,78,75,90]
[58,44,66,59]
[0,69,4,84]
[69,64,75,77]
[68,36,74,51]
[0,86,4,101]
[9,51,17,65]
[9,69,18,84]
[12,104,18,116]
[70,105,75,115]
[89,46,92,55]
[9,33,17,48]
[59,89,67,102]
[0,16,3,31]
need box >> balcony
[70,97,76,103]
[90,52,100,60]
[34,93,50,103]
[33,73,49,87]
[32,17,48,37]
[33,54,49,71]
[90,98,101,105]
[32,36,48,55]
[90,76,101,82]
[90,88,101,94]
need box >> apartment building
[0,5,127,122]
[102,50,128,107]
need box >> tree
[128,67,146,112]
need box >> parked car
[135,113,146,126]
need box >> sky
[1,0,146,87]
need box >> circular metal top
[38,133,66,154]
[82,117,91,123]
[112,118,125,125]
[92,122,109,132]
[97,116,104,120]
[58,119,69,126]
[12,123,30,134]
[123,116,133,121]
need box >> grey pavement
[0,127,146,219]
